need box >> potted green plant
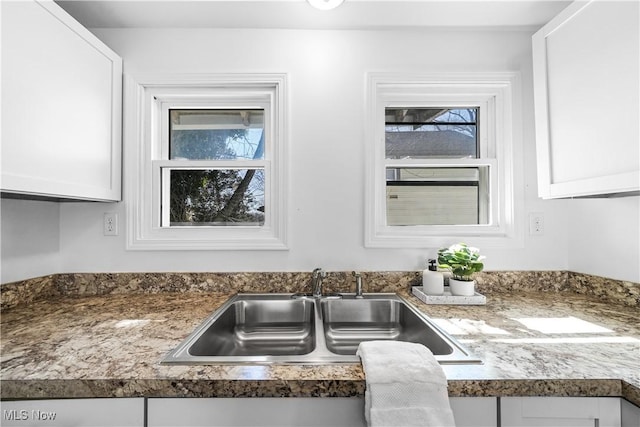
[437,243,485,296]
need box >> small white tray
[412,286,486,305]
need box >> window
[125,74,288,250]
[164,109,266,227]
[365,73,523,248]
[385,107,490,226]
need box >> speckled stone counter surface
[1,272,639,405]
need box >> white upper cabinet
[532,0,639,199]
[1,0,122,201]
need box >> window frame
[365,72,524,248]
[125,74,288,250]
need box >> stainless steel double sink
[162,293,480,365]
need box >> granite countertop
[1,289,639,404]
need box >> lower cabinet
[147,396,498,427]
[621,399,640,427]
[147,397,365,427]
[2,396,635,427]
[451,397,498,427]
[0,398,144,427]
[501,397,621,427]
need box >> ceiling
[54,0,572,30]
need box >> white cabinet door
[1,398,144,427]
[532,0,639,199]
[501,397,621,427]
[147,396,497,427]
[622,399,640,427]
[451,397,498,427]
[147,397,367,427]
[1,0,122,201]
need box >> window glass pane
[170,110,265,160]
[385,108,478,159]
[385,166,489,225]
[385,108,477,124]
[168,168,265,226]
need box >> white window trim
[365,72,524,249]
[124,73,289,250]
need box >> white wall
[567,197,640,282]
[1,199,61,283]
[51,28,570,276]
[10,27,637,283]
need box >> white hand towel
[357,340,456,427]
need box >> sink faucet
[311,268,326,298]
[353,271,364,298]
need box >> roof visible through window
[385,107,478,159]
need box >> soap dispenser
[422,259,444,295]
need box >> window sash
[155,160,269,228]
[385,165,491,226]
[385,107,480,159]
[383,99,492,158]
[160,101,272,161]
[381,159,497,227]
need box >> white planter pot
[449,278,475,296]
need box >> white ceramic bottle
[422,259,444,295]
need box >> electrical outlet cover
[104,212,118,236]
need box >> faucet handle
[312,268,326,279]
[311,268,326,298]
[352,271,364,298]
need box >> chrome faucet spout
[353,271,364,298]
[311,268,326,298]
